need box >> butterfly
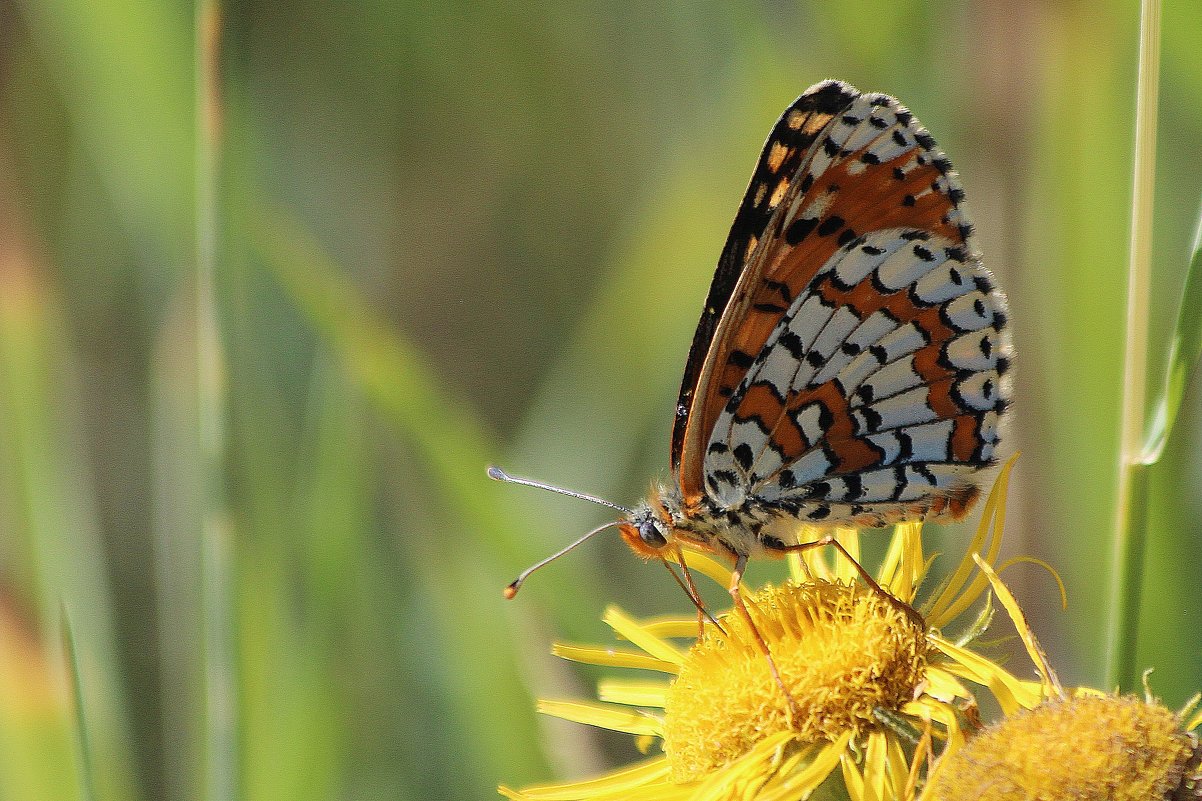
[492,79,1011,609]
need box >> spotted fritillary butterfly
[493,79,1011,597]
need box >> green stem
[1105,0,1161,693]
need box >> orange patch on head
[619,522,667,559]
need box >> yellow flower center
[663,579,927,782]
[924,695,1202,801]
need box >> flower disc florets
[663,579,927,781]
[924,695,1202,801]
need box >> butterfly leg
[729,554,801,722]
[661,555,724,638]
[777,536,925,631]
[682,561,707,641]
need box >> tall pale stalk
[1106,0,1161,693]
[196,4,236,800]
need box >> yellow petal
[925,453,1017,626]
[922,665,972,702]
[878,521,925,601]
[603,607,685,666]
[538,699,663,737]
[929,635,1042,714]
[972,554,1064,699]
[671,548,738,591]
[840,750,866,801]
[833,526,861,584]
[884,736,910,799]
[552,643,679,674]
[904,697,964,751]
[865,730,891,801]
[597,679,669,708]
[687,730,796,801]
[755,733,851,801]
[498,756,671,800]
[637,616,709,640]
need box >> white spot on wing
[876,242,946,291]
[944,329,996,372]
[914,261,976,305]
[861,386,938,431]
[855,354,921,407]
[953,371,998,411]
[943,291,993,332]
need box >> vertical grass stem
[1105,0,1161,693]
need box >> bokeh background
[0,1,1200,800]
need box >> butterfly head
[618,505,672,559]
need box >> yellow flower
[922,693,1202,801]
[920,556,1202,801]
[500,457,1049,800]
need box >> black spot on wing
[728,349,755,369]
[733,443,754,472]
[807,505,832,521]
[817,216,845,237]
[785,217,819,245]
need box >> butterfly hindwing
[681,81,1010,524]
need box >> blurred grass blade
[0,175,135,801]
[202,522,237,801]
[61,604,96,801]
[246,206,555,790]
[247,206,496,529]
[16,0,192,264]
[1142,204,1202,463]
[197,4,237,801]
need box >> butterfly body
[617,79,1009,568]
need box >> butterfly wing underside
[673,80,1011,526]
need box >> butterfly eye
[639,520,667,548]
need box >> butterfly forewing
[677,80,1010,525]
[670,81,860,482]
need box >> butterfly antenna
[487,465,633,515]
[504,520,624,599]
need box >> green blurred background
[0,1,1200,799]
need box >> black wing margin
[669,80,861,470]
